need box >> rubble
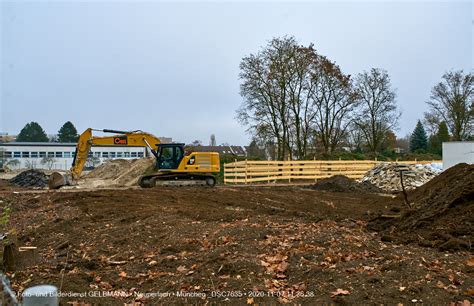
[360,163,439,192]
[9,170,48,188]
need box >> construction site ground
[1,181,473,304]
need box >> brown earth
[309,175,383,194]
[1,182,472,305]
[368,163,473,251]
[83,158,155,187]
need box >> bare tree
[85,156,100,168]
[238,36,297,160]
[209,134,216,146]
[426,70,473,140]
[5,159,20,170]
[190,140,202,146]
[41,157,56,170]
[238,36,359,159]
[347,123,366,153]
[311,57,359,154]
[353,68,400,155]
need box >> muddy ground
[0,181,472,305]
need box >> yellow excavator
[48,128,220,189]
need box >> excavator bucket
[48,172,71,189]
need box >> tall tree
[428,121,450,155]
[16,122,49,142]
[410,120,428,152]
[57,121,79,142]
[353,68,400,155]
[238,36,297,160]
[209,134,216,146]
[426,70,474,140]
[311,56,358,154]
[238,36,358,159]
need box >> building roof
[0,142,146,148]
[190,145,247,155]
[0,142,77,146]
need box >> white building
[0,142,150,170]
[442,141,474,169]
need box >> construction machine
[48,128,220,189]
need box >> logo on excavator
[114,136,127,145]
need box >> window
[22,152,29,158]
[13,152,20,158]
[47,152,54,158]
[102,152,109,158]
[131,152,137,158]
[55,152,62,158]
[137,152,144,158]
[5,152,12,158]
[39,152,46,158]
[110,152,116,158]
[87,152,92,157]
[94,152,100,158]
[31,152,39,158]
[124,152,130,158]
[117,152,123,158]
[64,152,71,158]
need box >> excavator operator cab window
[156,144,184,170]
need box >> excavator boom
[48,128,220,189]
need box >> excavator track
[138,173,216,188]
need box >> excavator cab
[48,128,220,189]
[155,143,185,170]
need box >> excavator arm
[49,128,162,188]
[70,128,161,180]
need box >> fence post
[245,159,248,184]
[314,156,317,182]
[267,160,270,184]
[288,156,291,183]
[234,159,237,185]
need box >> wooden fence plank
[223,160,441,184]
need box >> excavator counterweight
[48,128,220,189]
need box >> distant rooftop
[191,145,247,156]
[0,142,145,147]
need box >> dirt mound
[83,158,155,186]
[310,175,383,193]
[9,170,48,188]
[369,163,474,251]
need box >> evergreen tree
[428,121,450,155]
[410,120,428,152]
[16,122,49,142]
[57,121,79,142]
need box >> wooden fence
[223,159,441,184]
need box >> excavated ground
[0,181,472,304]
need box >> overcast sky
[1,0,472,145]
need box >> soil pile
[84,158,155,186]
[9,170,48,188]
[361,163,438,192]
[369,163,474,251]
[310,175,383,193]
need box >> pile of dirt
[310,175,383,193]
[9,170,48,188]
[369,163,474,251]
[84,158,155,186]
[361,163,439,192]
